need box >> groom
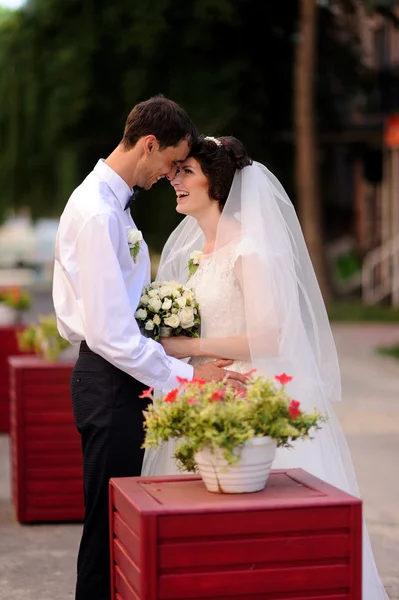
[53,95,246,600]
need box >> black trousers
[71,342,148,600]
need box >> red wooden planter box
[0,326,24,432]
[109,470,362,600]
[9,356,84,523]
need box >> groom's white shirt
[52,159,193,391]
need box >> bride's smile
[171,157,216,218]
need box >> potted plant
[143,373,326,494]
[0,286,32,325]
[8,314,83,523]
[0,287,31,432]
[17,314,72,360]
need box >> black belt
[80,341,94,354]
[78,341,145,391]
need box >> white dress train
[142,243,389,600]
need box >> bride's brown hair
[188,135,252,210]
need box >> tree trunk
[294,0,331,301]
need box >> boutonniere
[187,250,202,281]
[127,227,143,263]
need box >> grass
[376,345,399,360]
[327,300,399,361]
[327,300,399,323]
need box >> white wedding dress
[142,241,389,600]
[142,242,251,477]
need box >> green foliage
[328,300,399,322]
[0,7,11,23]
[143,375,326,472]
[17,314,70,361]
[0,0,295,229]
[0,0,390,239]
[0,287,31,311]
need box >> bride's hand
[159,336,200,359]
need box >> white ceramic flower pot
[195,436,277,494]
[0,304,16,326]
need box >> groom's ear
[143,135,158,155]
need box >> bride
[141,135,389,599]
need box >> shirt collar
[93,159,133,211]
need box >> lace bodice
[188,242,252,374]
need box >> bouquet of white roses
[135,280,200,341]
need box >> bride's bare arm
[159,335,250,361]
[197,336,251,361]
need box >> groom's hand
[194,360,247,389]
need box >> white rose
[127,228,143,246]
[151,281,164,288]
[179,307,195,329]
[148,289,160,298]
[171,308,178,314]
[159,286,173,299]
[190,250,203,265]
[148,297,162,313]
[182,290,194,302]
[140,294,150,306]
[175,297,187,308]
[164,314,180,328]
[153,314,161,326]
[162,298,172,310]
[169,280,181,289]
[145,320,154,331]
[171,288,181,298]
[134,308,147,320]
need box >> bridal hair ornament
[204,136,222,147]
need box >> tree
[294,0,329,299]
[0,0,392,260]
[0,7,11,23]
[0,0,298,233]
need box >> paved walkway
[332,324,399,600]
[0,323,398,599]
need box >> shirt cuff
[161,358,194,393]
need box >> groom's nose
[166,164,179,181]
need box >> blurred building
[322,5,399,305]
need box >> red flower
[10,288,21,303]
[275,373,293,386]
[139,387,154,399]
[242,368,257,378]
[164,389,178,403]
[176,376,188,385]
[191,377,207,385]
[210,390,225,402]
[187,398,198,405]
[288,400,301,419]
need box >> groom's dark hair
[122,95,197,150]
